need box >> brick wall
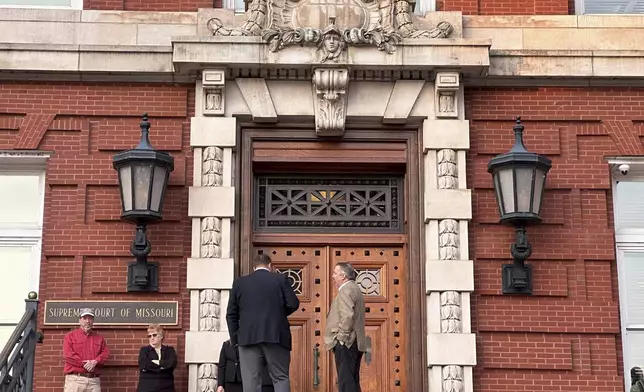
[438,0,569,14]
[465,86,639,391]
[0,81,194,392]
[83,0,222,12]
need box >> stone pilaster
[424,72,476,392]
[186,69,237,392]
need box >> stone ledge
[0,44,174,75]
[6,43,644,82]
[188,186,236,218]
[425,260,474,292]
[489,49,644,78]
[190,117,237,147]
[424,190,472,221]
[423,119,470,151]
[187,258,235,289]
[185,331,228,363]
[427,333,477,366]
[463,14,644,29]
[171,36,491,77]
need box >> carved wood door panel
[252,245,406,392]
[327,246,407,392]
[253,246,331,392]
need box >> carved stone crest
[207,0,453,54]
[312,68,349,136]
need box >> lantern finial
[136,112,153,150]
[510,116,528,154]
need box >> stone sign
[44,301,179,326]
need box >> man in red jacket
[62,308,110,392]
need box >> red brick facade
[0,82,194,392]
[466,87,637,391]
[2,83,634,391]
[83,0,219,12]
[437,0,568,15]
[80,0,567,15]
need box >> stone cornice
[6,41,644,84]
[171,36,492,78]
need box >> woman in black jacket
[216,339,274,392]
[137,324,177,392]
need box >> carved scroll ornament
[312,68,349,136]
[207,0,453,55]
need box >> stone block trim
[184,67,476,392]
[423,72,475,392]
[187,71,237,392]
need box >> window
[0,151,49,349]
[413,0,435,15]
[611,159,644,390]
[222,0,246,13]
[254,175,403,233]
[576,0,644,14]
[0,0,82,9]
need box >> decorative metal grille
[254,176,403,233]
[275,268,304,295]
[356,269,381,296]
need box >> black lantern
[113,113,174,292]
[487,117,552,295]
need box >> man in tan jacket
[324,262,367,392]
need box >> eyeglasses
[147,333,158,338]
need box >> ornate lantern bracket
[487,117,552,295]
[112,113,174,292]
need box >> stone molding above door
[186,68,476,392]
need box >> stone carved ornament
[198,363,218,392]
[313,68,348,135]
[440,291,461,333]
[442,365,464,392]
[199,289,221,331]
[207,0,453,57]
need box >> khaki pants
[63,374,101,392]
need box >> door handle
[313,345,320,388]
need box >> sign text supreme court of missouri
[44,301,179,325]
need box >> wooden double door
[252,245,407,392]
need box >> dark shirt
[137,345,177,392]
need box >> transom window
[254,175,403,233]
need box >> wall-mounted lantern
[112,113,174,292]
[487,117,552,295]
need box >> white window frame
[414,0,436,15]
[222,0,246,14]
[0,0,82,10]
[575,0,644,14]
[609,157,644,390]
[0,151,50,323]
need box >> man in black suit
[226,254,300,392]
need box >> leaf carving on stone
[439,219,459,260]
[437,149,458,189]
[440,291,462,333]
[201,217,222,258]
[199,289,221,331]
[442,365,464,392]
[198,363,218,392]
[202,147,223,187]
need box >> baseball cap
[79,308,95,318]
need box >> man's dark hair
[254,253,272,267]
[336,262,357,280]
